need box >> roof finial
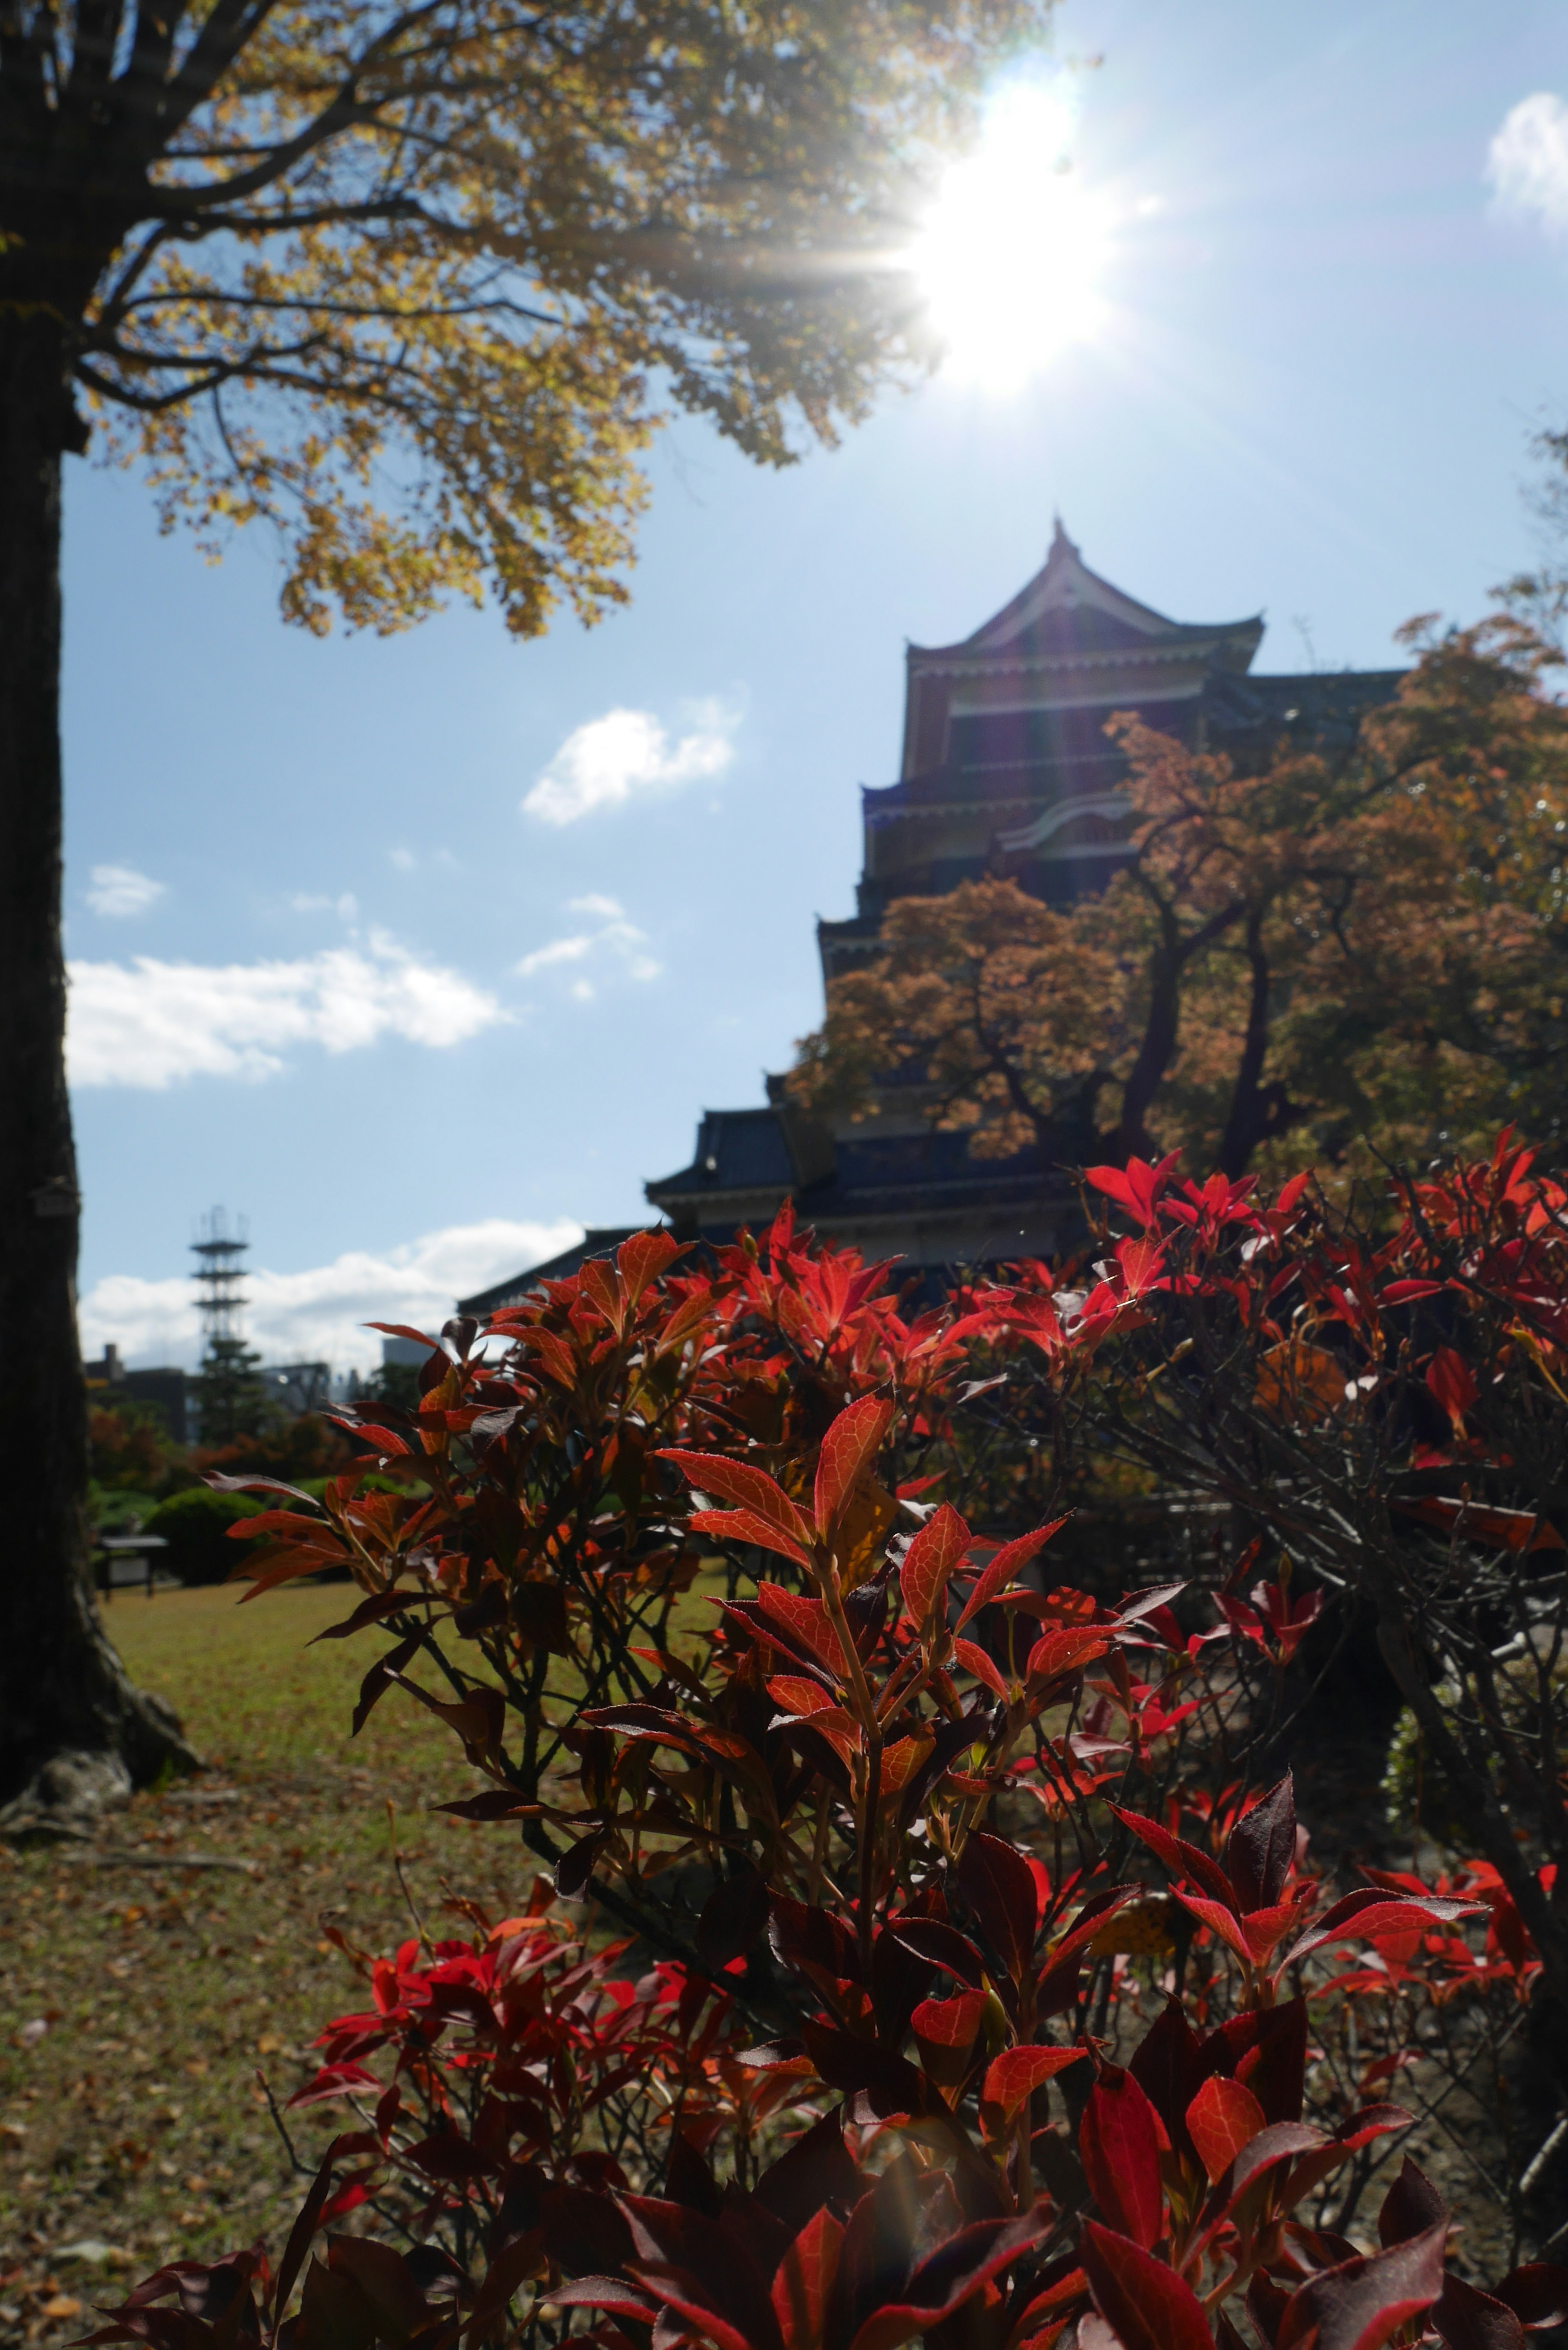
[1049,513,1079,560]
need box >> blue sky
[71,0,1568,1372]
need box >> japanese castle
[462,526,1399,1313]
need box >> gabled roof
[913,521,1264,673]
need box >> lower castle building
[461,526,1400,1314]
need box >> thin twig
[255,2069,311,2177]
[1520,2112,1568,2197]
[387,1800,430,1953]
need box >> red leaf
[1378,2156,1445,2247]
[952,1638,1009,1700]
[955,1521,1068,1630]
[958,1831,1039,1982]
[659,1449,813,1547]
[900,1504,972,1629]
[1283,1889,1483,1970]
[520,1328,577,1388]
[1080,2068,1164,2251]
[1223,1773,1296,1913]
[1080,2222,1216,2350]
[1185,2075,1266,2185]
[912,1989,986,2051]
[767,1674,833,1718]
[1025,1626,1110,1687]
[1276,1169,1314,1217]
[620,2196,784,2350]
[617,1228,680,1305]
[1171,1892,1257,1967]
[771,2207,843,2350]
[813,1396,894,1537]
[844,2205,1056,2350]
[542,2277,660,2323]
[981,2043,1087,2123]
[753,1584,850,1677]
[1425,1345,1479,1431]
[1276,2223,1447,2350]
[1431,2272,1524,2350]
[1216,2120,1326,2211]
[1110,1806,1239,1911]
[689,1507,811,1569]
[1494,2263,1568,2331]
[1085,1155,1180,1230]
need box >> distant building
[381,1336,428,1369]
[463,528,1404,1309]
[258,1361,332,1416]
[83,1344,190,1446]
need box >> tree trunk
[1218,913,1273,1179]
[0,310,198,1835]
[1111,928,1184,1161]
[1218,911,1301,1179]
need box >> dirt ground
[0,1583,530,2348]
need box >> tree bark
[0,309,198,1835]
[1217,911,1301,1178]
[1112,930,1182,1161]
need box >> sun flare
[910,83,1110,389]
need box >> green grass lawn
[0,1583,535,2347]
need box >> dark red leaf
[1080,2068,1164,2251]
[1080,2221,1216,2350]
[1109,1804,1238,1910]
[771,2206,843,2350]
[1223,1773,1296,1914]
[1433,2274,1526,2350]
[1284,1889,1483,1969]
[1378,2157,1446,2247]
[1276,2224,1447,2350]
[1494,2263,1568,2331]
[957,1830,1038,1983]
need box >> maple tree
[0,0,1051,1826]
[788,617,1568,1186]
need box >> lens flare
[910,84,1110,389]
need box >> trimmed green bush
[139,1486,265,1587]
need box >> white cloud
[1487,93,1568,234]
[290,891,359,922]
[517,933,595,976]
[388,848,417,871]
[79,1216,584,1375]
[86,865,166,918]
[515,898,661,998]
[523,700,737,826]
[68,932,507,1087]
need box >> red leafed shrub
[287,1884,780,2234]
[83,1158,1568,2347]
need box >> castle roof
[898,522,1266,779]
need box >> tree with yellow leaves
[0,0,1050,1827]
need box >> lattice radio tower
[192,1206,249,1357]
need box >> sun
[909,82,1110,389]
